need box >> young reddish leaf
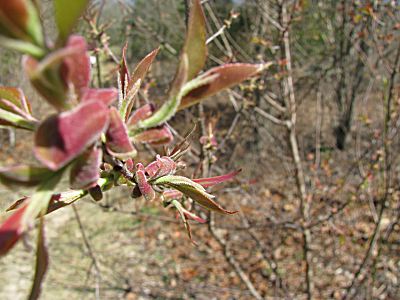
[28,217,48,300]
[23,56,68,110]
[0,1,29,37]
[127,104,155,127]
[0,172,62,256]
[182,208,207,223]
[183,0,207,80]
[135,163,155,201]
[132,126,173,146]
[54,0,89,42]
[145,160,159,178]
[168,124,196,159]
[193,169,241,188]
[105,107,137,160]
[0,165,54,187]
[119,42,130,95]
[161,190,183,202]
[0,203,28,256]
[0,0,43,46]
[148,127,174,146]
[35,101,109,170]
[24,36,90,110]
[127,47,159,92]
[155,155,176,177]
[61,35,90,96]
[6,197,29,212]
[145,155,176,179]
[69,146,102,190]
[125,158,135,172]
[179,63,264,110]
[80,88,118,106]
[119,47,159,121]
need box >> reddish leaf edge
[193,169,241,188]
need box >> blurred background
[1,0,400,299]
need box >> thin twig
[206,25,227,45]
[208,213,263,300]
[263,92,286,113]
[235,199,287,296]
[281,2,313,299]
[72,205,101,300]
[254,107,288,126]
[314,90,322,168]
[197,102,263,299]
[342,38,400,300]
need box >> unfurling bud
[145,155,177,179]
[135,163,155,201]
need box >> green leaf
[54,0,89,42]
[0,108,37,130]
[172,184,236,214]
[154,175,237,214]
[183,0,207,80]
[153,175,206,191]
[0,86,37,130]
[0,165,54,187]
[7,190,85,213]
[118,79,141,121]
[25,0,44,47]
[137,54,188,129]
[0,36,45,57]
[0,86,32,114]
[23,55,69,111]
[22,172,64,226]
[171,199,194,243]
